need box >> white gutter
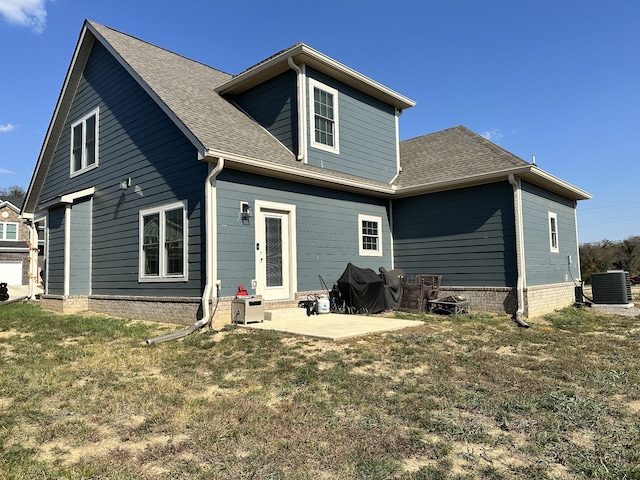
[389,109,402,184]
[146,157,225,345]
[202,157,225,323]
[288,57,307,162]
[205,148,395,196]
[389,198,395,270]
[509,174,529,327]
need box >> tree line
[580,236,640,283]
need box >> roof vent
[591,271,633,305]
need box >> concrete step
[265,307,323,321]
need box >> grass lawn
[1,295,640,479]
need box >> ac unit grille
[591,271,632,305]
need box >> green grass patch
[0,302,639,478]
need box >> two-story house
[0,197,31,286]
[21,20,590,326]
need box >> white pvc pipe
[509,174,529,327]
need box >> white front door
[255,201,296,301]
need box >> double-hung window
[309,78,339,154]
[548,212,559,253]
[0,222,18,241]
[139,201,188,282]
[358,214,382,256]
[71,108,99,175]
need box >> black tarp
[379,267,405,311]
[337,263,387,314]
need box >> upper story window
[71,108,99,176]
[309,78,339,154]
[358,214,382,256]
[548,212,559,252]
[139,201,188,282]
[0,222,18,241]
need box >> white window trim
[548,211,559,253]
[308,78,340,154]
[0,222,19,241]
[139,201,189,282]
[70,107,99,177]
[358,214,382,257]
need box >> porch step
[264,307,309,322]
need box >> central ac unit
[591,271,632,305]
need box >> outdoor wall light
[240,201,252,221]
[119,178,132,190]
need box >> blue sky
[0,0,638,244]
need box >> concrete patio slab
[241,308,423,340]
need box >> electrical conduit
[146,158,225,344]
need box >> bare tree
[0,185,26,198]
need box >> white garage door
[0,261,23,285]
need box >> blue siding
[69,199,91,295]
[216,170,392,297]
[231,71,298,155]
[393,182,517,287]
[46,206,65,295]
[39,41,207,297]
[305,68,398,183]
[521,181,579,286]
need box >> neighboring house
[21,20,591,326]
[0,197,30,286]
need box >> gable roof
[395,126,591,200]
[21,21,588,217]
[23,21,402,216]
[216,43,415,111]
[0,197,23,212]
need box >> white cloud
[482,128,504,143]
[0,168,15,174]
[0,123,16,133]
[0,0,47,33]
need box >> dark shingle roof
[90,22,297,165]
[0,197,24,210]
[396,125,529,189]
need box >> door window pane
[265,216,283,287]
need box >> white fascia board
[525,167,592,200]
[22,25,94,217]
[0,201,21,213]
[394,165,592,201]
[38,187,96,210]
[216,44,415,111]
[394,167,534,198]
[204,150,395,196]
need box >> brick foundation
[524,283,576,317]
[41,295,89,314]
[39,283,576,325]
[437,286,518,315]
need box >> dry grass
[1,293,640,479]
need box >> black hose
[146,323,202,345]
